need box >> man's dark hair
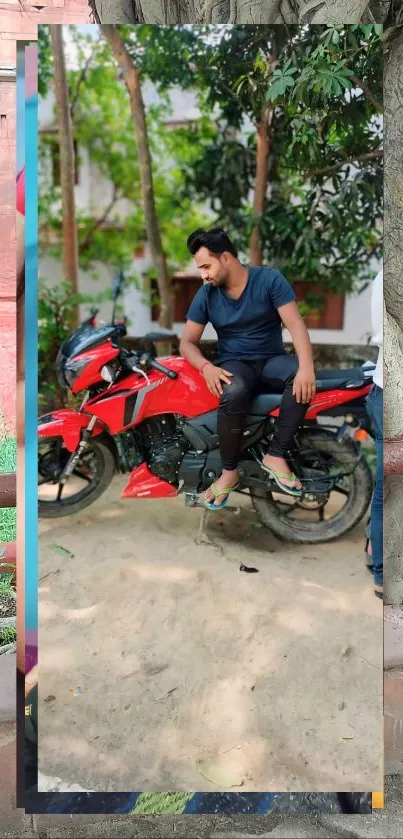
[187,227,238,258]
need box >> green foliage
[39,26,212,279]
[0,436,16,545]
[38,279,111,410]
[38,25,53,98]
[0,625,17,646]
[38,280,79,410]
[39,23,382,324]
[165,23,383,296]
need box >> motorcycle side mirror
[112,269,125,301]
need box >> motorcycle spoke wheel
[251,431,373,544]
[38,439,107,508]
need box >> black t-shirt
[186,265,295,364]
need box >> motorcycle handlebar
[149,359,178,380]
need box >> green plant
[0,572,16,597]
[0,625,16,646]
[38,279,80,411]
[0,433,16,544]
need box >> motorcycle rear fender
[38,409,106,453]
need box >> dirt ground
[38,477,382,793]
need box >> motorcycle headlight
[64,357,91,388]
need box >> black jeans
[218,355,308,470]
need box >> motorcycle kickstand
[195,507,224,554]
[185,493,240,554]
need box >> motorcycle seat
[247,368,369,417]
[315,368,368,391]
[144,330,177,341]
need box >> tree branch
[78,185,120,252]
[350,74,383,112]
[306,149,383,178]
[70,51,94,119]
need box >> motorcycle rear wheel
[250,430,373,544]
[38,437,115,519]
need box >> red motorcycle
[38,276,374,544]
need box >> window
[51,138,80,186]
[151,276,202,322]
[293,282,345,330]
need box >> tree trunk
[383,26,403,606]
[49,26,79,329]
[92,0,391,23]
[100,25,172,329]
[249,108,272,266]
[92,0,139,21]
[301,0,371,23]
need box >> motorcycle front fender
[38,409,105,453]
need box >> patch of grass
[131,792,194,815]
[0,433,17,543]
[0,573,14,596]
[0,571,16,620]
[0,625,16,646]
[0,434,16,473]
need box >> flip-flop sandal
[261,462,302,497]
[203,481,240,511]
[374,585,383,600]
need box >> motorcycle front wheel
[38,436,116,518]
[250,430,373,544]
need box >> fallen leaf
[155,687,178,702]
[196,761,244,788]
[43,695,56,704]
[49,544,74,559]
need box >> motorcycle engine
[139,415,189,485]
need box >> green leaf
[49,544,75,559]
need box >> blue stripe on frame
[25,46,38,637]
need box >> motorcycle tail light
[354,429,368,442]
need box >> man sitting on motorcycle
[180,227,316,509]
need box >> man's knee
[219,376,250,413]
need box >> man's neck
[224,262,249,292]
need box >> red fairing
[38,410,104,452]
[69,344,120,394]
[269,384,372,419]
[86,358,218,434]
[122,463,178,499]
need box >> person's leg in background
[204,359,261,506]
[259,354,310,493]
[367,384,383,597]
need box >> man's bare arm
[179,321,208,370]
[278,301,314,370]
[278,300,316,404]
